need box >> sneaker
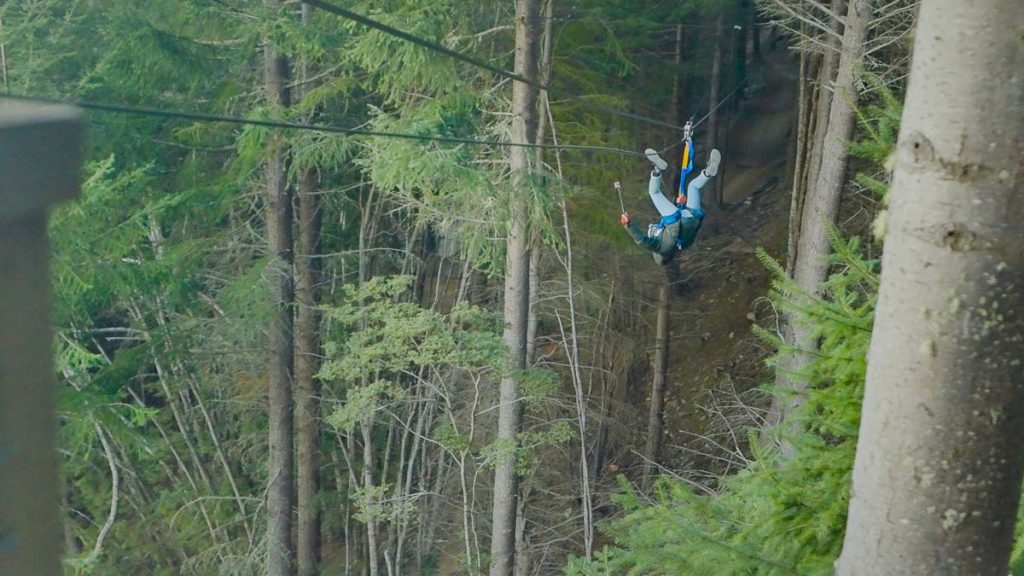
[645,148,668,173]
[703,149,721,178]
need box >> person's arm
[621,213,660,251]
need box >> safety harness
[654,123,705,249]
[654,207,705,249]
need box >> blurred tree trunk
[748,2,760,63]
[490,0,541,574]
[641,269,670,490]
[293,147,321,575]
[264,0,295,572]
[838,0,1024,572]
[708,13,724,208]
[294,5,323,575]
[526,0,554,369]
[672,23,687,129]
[732,19,746,110]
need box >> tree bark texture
[797,0,867,293]
[784,50,816,280]
[641,270,671,490]
[526,0,554,371]
[489,1,541,575]
[772,0,873,441]
[803,0,846,198]
[672,23,687,129]
[770,49,815,432]
[294,7,321,575]
[770,52,815,430]
[526,230,541,368]
[264,3,295,572]
[786,50,811,274]
[361,420,380,576]
[295,168,321,576]
[836,1,1024,573]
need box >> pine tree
[489,1,542,574]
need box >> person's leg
[648,171,678,217]
[685,149,721,213]
[685,171,708,212]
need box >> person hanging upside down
[619,133,721,266]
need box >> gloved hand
[620,212,630,226]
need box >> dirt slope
[657,45,799,472]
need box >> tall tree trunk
[802,0,846,200]
[732,18,746,110]
[784,48,817,279]
[768,49,813,435]
[489,0,541,574]
[518,2,554,565]
[748,2,761,63]
[708,14,724,208]
[771,0,873,447]
[294,6,322,575]
[526,232,541,367]
[837,1,1024,572]
[294,162,321,576]
[514,484,532,576]
[360,419,380,576]
[527,0,555,371]
[264,1,295,572]
[672,23,687,128]
[641,269,670,490]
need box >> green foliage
[433,420,472,453]
[519,367,561,407]
[481,437,518,470]
[319,275,505,384]
[327,380,406,432]
[342,0,483,106]
[1012,499,1024,575]
[482,420,575,474]
[517,420,577,475]
[849,75,903,242]
[352,482,393,524]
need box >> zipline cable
[0,92,646,157]
[694,86,742,129]
[300,0,690,133]
[657,86,741,156]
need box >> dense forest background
[3,0,1022,574]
